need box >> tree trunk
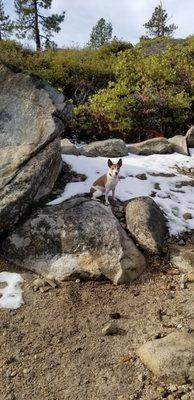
[33,0,41,51]
[0,31,2,40]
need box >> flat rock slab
[137,331,194,384]
[168,135,188,156]
[0,62,70,234]
[170,245,194,273]
[80,139,129,157]
[128,138,173,155]
[2,198,146,284]
[125,197,168,253]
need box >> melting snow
[0,272,24,309]
[48,151,194,236]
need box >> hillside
[0,36,194,143]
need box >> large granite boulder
[137,331,194,384]
[80,139,129,157]
[0,62,72,234]
[186,126,194,147]
[2,198,146,284]
[125,197,168,253]
[128,138,173,155]
[168,135,188,155]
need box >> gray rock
[168,135,188,156]
[186,126,194,148]
[135,173,147,180]
[128,138,173,155]
[0,138,62,233]
[61,139,79,155]
[183,212,193,220]
[0,62,71,234]
[137,331,194,384]
[170,245,194,273]
[80,139,128,157]
[125,197,168,253]
[101,321,118,336]
[2,198,146,284]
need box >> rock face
[0,62,71,234]
[168,135,188,155]
[125,197,168,253]
[80,139,129,157]
[170,245,194,273]
[128,138,173,155]
[2,198,146,284]
[137,331,194,384]
[61,139,80,155]
[186,126,194,147]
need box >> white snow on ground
[48,151,194,236]
[0,272,24,309]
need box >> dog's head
[108,158,122,177]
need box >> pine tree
[144,3,177,38]
[14,0,65,50]
[0,0,14,40]
[88,18,113,48]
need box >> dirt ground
[1,255,194,400]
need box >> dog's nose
[115,172,118,176]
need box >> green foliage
[0,0,14,40]
[1,38,194,143]
[0,40,115,103]
[98,38,133,55]
[88,18,113,48]
[0,39,33,67]
[14,0,65,50]
[73,44,194,141]
[144,4,177,38]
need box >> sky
[6,0,194,48]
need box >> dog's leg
[92,189,102,202]
[105,189,110,205]
[112,188,115,201]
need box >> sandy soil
[1,255,194,400]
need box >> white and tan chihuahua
[91,158,122,205]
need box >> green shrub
[0,40,115,103]
[73,45,194,141]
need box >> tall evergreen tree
[88,18,113,48]
[144,3,177,37]
[14,0,65,50]
[0,0,14,40]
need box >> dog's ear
[108,159,113,168]
[117,158,122,168]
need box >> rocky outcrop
[0,62,71,234]
[61,139,80,155]
[125,197,168,253]
[2,198,146,284]
[128,138,173,155]
[168,135,188,155]
[80,139,129,157]
[186,126,194,147]
[137,331,194,384]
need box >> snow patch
[0,272,24,309]
[48,151,194,236]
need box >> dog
[91,158,122,205]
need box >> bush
[0,40,115,104]
[73,44,194,142]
